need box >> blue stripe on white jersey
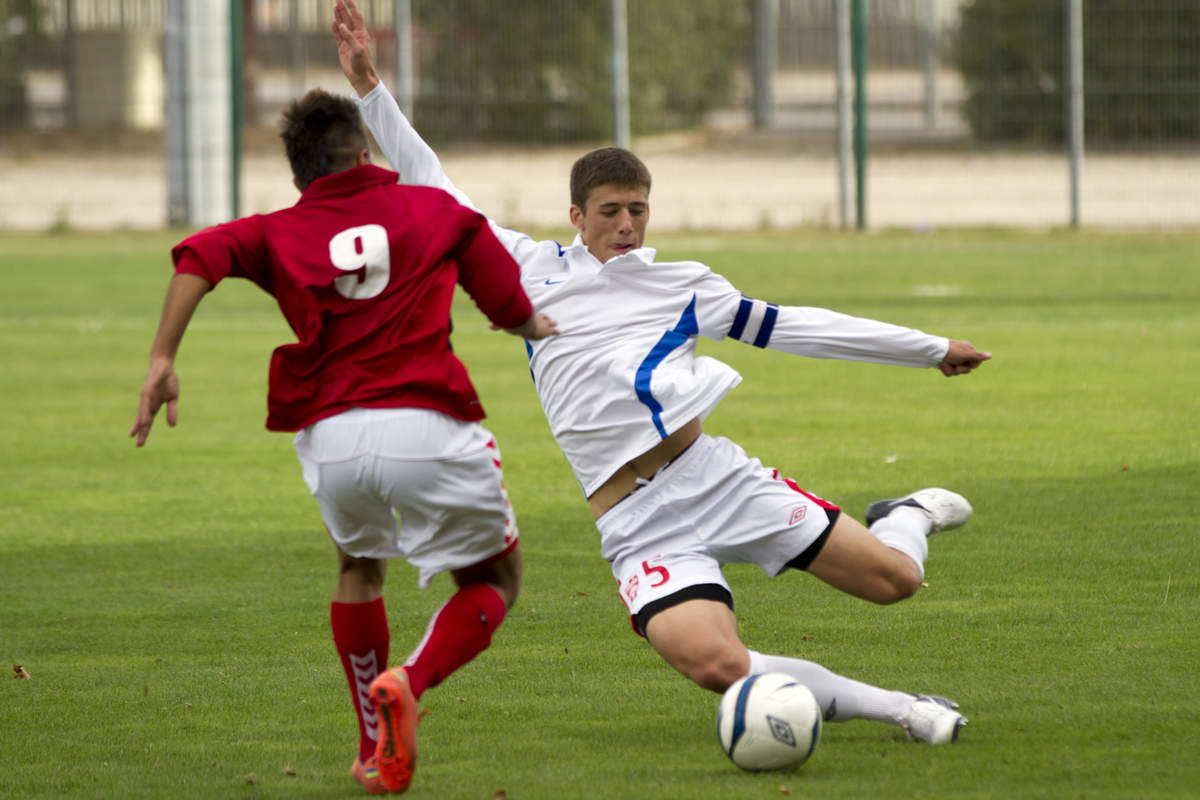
[728,295,778,348]
[634,294,700,439]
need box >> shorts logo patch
[789,506,807,526]
[624,574,640,604]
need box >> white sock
[747,650,911,725]
[869,505,931,579]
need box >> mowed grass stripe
[1,229,1196,799]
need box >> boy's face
[569,183,649,263]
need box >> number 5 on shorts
[642,558,670,588]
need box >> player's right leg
[806,487,973,601]
[370,547,519,793]
[804,513,924,603]
[401,546,520,700]
[371,420,519,792]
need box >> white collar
[568,233,657,266]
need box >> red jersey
[172,164,532,431]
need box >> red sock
[403,583,506,699]
[331,597,390,762]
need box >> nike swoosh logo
[543,279,566,285]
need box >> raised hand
[331,0,379,95]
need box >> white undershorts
[293,407,517,587]
[596,434,839,624]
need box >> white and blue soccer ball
[716,672,822,771]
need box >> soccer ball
[716,672,822,771]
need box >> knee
[493,572,521,610]
[493,549,522,610]
[339,555,384,586]
[868,560,922,604]
[683,647,750,693]
[335,553,386,603]
[454,547,522,610]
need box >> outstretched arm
[690,271,991,374]
[129,272,212,447]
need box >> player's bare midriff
[587,417,703,518]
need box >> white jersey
[356,84,950,497]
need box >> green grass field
[1,229,1197,799]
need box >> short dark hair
[279,89,369,190]
[569,146,652,209]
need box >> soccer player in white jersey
[333,0,992,757]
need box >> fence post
[289,0,306,100]
[1067,0,1084,227]
[63,0,77,129]
[185,2,233,227]
[834,0,852,228]
[230,0,242,219]
[610,0,631,148]
[922,0,939,129]
[394,0,414,119]
[165,0,188,225]
[852,0,868,230]
[753,0,776,130]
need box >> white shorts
[293,407,517,588]
[596,434,839,629]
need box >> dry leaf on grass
[13,664,31,679]
[282,765,296,777]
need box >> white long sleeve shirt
[356,84,949,496]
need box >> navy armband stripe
[728,296,752,341]
[753,304,778,348]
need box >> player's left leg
[329,547,391,792]
[641,592,965,743]
[643,595,749,691]
[743,650,966,744]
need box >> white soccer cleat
[865,487,973,535]
[899,695,967,744]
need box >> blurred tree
[0,0,42,129]
[952,0,1200,145]
[411,0,750,144]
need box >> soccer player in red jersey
[130,89,557,794]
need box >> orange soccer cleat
[350,755,387,795]
[370,668,420,793]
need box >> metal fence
[1,0,1197,231]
